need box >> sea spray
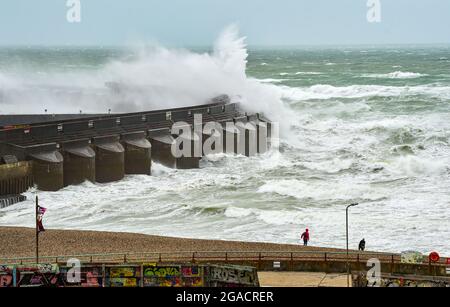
[0,25,294,135]
[1,40,450,255]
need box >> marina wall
[0,102,271,201]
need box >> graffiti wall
[58,265,104,287]
[0,263,258,287]
[181,266,204,287]
[0,265,15,287]
[401,251,425,264]
[106,265,141,287]
[208,265,259,287]
[353,272,450,287]
[1,264,60,287]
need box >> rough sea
[1,28,449,255]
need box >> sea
[0,27,449,255]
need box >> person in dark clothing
[301,229,310,246]
[359,239,366,251]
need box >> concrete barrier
[352,272,450,287]
[202,125,223,156]
[27,144,64,191]
[0,195,27,209]
[235,120,257,157]
[61,139,96,186]
[0,161,33,195]
[92,136,125,183]
[149,128,201,170]
[148,129,177,169]
[0,102,263,196]
[247,114,270,154]
[121,131,152,175]
[171,126,201,169]
[0,262,259,288]
[223,124,240,154]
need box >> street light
[346,203,359,287]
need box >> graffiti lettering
[0,263,258,287]
[144,266,180,278]
[209,266,257,286]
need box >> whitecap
[362,71,427,79]
[294,72,323,75]
[257,179,386,202]
[280,84,450,101]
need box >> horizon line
[0,42,449,49]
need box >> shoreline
[0,226,373,260]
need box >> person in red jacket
[301,229,310,246]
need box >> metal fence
[3,250,445,266]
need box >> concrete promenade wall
[0,263,259,288]
[188,259,449,277]
[352,272,450,287]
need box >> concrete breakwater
[0,195,27,209]
[0,101,271,203]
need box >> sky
[0,0,449,46]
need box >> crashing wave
[362,71,427,79]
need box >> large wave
[361,71,427,79]
[279,84,450,101]
[0,25,293,134]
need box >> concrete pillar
[255,114,273,152]
[202,130,223,156]
[27,144,64,192]
[173,132,201,169]
[201,120,224,156]
[247,114,270,154]
[148,129,177,169]
[171,123,201,169]
[121,131,152,175]
[256,121,269,154]
[222,123,240,155]
[92,136,125,183]
[236,121,257,157]
[149,128,200,169]
[61,139,96,187]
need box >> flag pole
[35,195,39,264]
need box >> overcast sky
[0,0,449,46]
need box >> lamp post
[346,203,359,287]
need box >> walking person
[301,228,310,246]
[359,238,366,251]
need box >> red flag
[38,206,47,215]
[37,206,47,233]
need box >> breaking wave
[257,179,386,202]
[0,25,293,133]
[280,84,450,101]
[362,71,428,79]
[1,26,450,254]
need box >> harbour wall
[0,102,271,199]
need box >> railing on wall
[3,250,445,266]
[0,102,240,144]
